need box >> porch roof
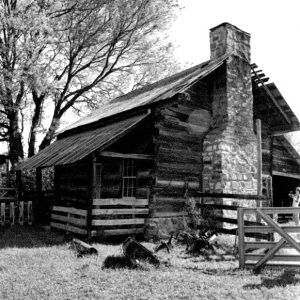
[17,112,149,170]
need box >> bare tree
[0,0,179,164]
[37,0,178,150]
[0,0,51,164]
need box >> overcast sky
[171,0,300,124]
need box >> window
[122,158,136,197]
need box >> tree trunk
[39,115,60,151]
[8,111,24,167]
[28,92,45,157]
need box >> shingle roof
[58,53,230,136]
[17,112,149,170]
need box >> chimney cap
[210,22,250,36]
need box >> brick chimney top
[210,22,251,62]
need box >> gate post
[237,207,245,268]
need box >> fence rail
[50,206,87,235]
[238,207,300,270]
[91,197,149,237]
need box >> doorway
[272,175,300,207]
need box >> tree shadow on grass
[0,226,69,249]
[199,267,241,276]
[243,269,300,289]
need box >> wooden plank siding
[91,198,149,237]
[50,206,88,235]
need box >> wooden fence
[0,188,33,226]
[91,197,149,237]
[197,192,269,236]
[50,206,87,235]
[238,207,300,270]
[50,198,149,236]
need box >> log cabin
[17,23,300,238]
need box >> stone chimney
[202,23,258,196]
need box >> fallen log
[154,234,174,253]
[70,238,98,257]
[123,237,160,266]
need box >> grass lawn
[0,227,300,300]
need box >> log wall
[149,83,211,235]
[272,137,300,175]
[55,159,91,209]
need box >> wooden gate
[238,207,300,270]
[0,188,33,226]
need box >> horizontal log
[198,192,268,201]
[154,137,201,153]
[50,222,87,235]
[92,218,145,226]
[100,151,154,160]
[154,187,199,197]
[52,206,87,217]
[93,198,148,206]
[91,228,144,237]
[156,162,201,175]
[160,113,209,133]
[156,179,200,190]
[272,170,300,179]
[158,146,202,160]
[198,204,239,211]
[155,127,203,145]
[92,208,149,215]
[155,197,186,204]
[51,214,87,226]
[272,167,300,175]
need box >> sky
[170,0,300,123]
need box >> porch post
[87,156,96,239]
[256,119,262,197]
[36,167,42,223]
